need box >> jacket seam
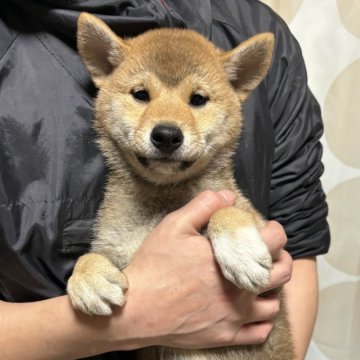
[33,33,82,88]
[0,31,19,62]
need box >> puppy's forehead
[127,29,222,86]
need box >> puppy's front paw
[67,253,128,316]
[211,226,272,293]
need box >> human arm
[0,190,292,359]
[284,257,318,360]
[261,7,330,359]
[267,45,328,359]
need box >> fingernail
[218,190,236,204]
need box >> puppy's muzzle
[150,124,184,153]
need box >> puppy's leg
[67,253,128,316]
[208,207,272,293]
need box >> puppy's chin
[122,152,201,184]
[134,156,193,182]
[137,156,194,173]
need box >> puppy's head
[77,13,274,184]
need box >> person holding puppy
[0,1,329,359]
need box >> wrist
[113,266,164,349]
[51,296,119,357]
[64,294,149,353]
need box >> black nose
[150,124,184,153]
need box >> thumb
[172,190,236,232]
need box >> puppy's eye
[189,93,208,107]
[132,89,150,102]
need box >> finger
[267,250,293,290]
[168,190,236,232]
[260,220,287,261]
[233,321,273,345]
[243,292,280,324]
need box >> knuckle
[163,211,177,225]
[270,301,281,318]
[201,189,217,198]
[284,267,293,284]
[163,210,186,230]
[216,330,236,345]
[162,215,185,236]
[199,190,223,209]
[280,252,293,283]
[164,190,223,227]
[256,324,273,344]
[268,221,288,248]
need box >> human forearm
[284,257,318,360]
[0,295,133,360]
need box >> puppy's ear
[77,13,129,88]
[221,33,274,101]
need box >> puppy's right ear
[77,13,128,88]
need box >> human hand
[115,191,292,350]
[260,220,293,295]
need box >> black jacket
[0,0,329,356]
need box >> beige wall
[261,1,360,359]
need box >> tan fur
[67,12,295,359]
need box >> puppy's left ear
[77,12,129,88]
[221,33,274,101]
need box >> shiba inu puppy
[67,12,295,360]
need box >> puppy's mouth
[136,155,194,171]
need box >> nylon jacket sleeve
[266,20,330,258]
